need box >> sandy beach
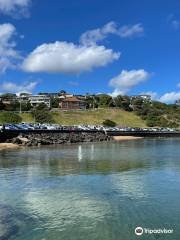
[0,143,20,150]
[113,136,143,141]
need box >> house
[175,100,180,106]
[29,95,51,108]
[0,94,17,105]
[130,95,151,101]
[17,93,32,102]
[59,97,87,110]
[58,93,74,100]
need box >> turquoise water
[0,138,180,240]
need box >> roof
[62,97,86,102]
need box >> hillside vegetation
[0,93,179,127]
[51,109,147,127]
[17,109,147,127]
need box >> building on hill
[37,91,73,99]
[38,92,59,98]
[29,95,51,108]
[59,97,87,110]
[175,100,180,106]
[18,93,32,102]
[130,95,151,101]
[59,93,73,99]
[0,93,17,105]
[74,94,86,100]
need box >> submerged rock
[0,204,38,240]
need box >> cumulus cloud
[109,69,150,97]
[0,81,38,94]
[0,23,20,73]
[159,91,180,103]
[21,41,120,74]
[140,88,180,103]
[0,0,31,17]
[21,21,144,74]
[80,21,144,45]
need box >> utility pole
[93,96,95,110]
[19,97,22,114]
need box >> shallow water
[0,138,180,240]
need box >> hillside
[19,109,147,127]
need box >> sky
[0,0,180,103]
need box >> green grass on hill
[51,109,147,127]
[20,113,34,123]
[0,109,146,127]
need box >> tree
[59,90,66,95]
[85,96,98,109]
[4,101,20,111]
[0,100,5,110]
[97,94,112,108]
[131,97,144,113]
[19,93,31,96]
[21,102,32,111]
[35,103,49,111]
[51,98,60,108]
[102,119,117,127]
[0,93,16,99]
[0,112,22,123]
[114,95,132,111]
[32,109,54,123]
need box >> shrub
[0,112,22,123]
[35,103,49,111]
[32,109,54,123]
[102,119,117,127]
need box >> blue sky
[0,0,180,102]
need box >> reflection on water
[0,139,180,240]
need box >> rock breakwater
[6,132,112,147]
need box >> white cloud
[0,0,31,17]
[80,22,144,45]
[0,81,38,94]
[159,91,180,103]
[118,24,144,38]
[80,21,118,45]
[140,87,180,103]
[21,41,120,74]
[109,69,150,97]
[21,21,145,74]
[177,83,180,88]
[0,23,20,73]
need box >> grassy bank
[19,109,147,127]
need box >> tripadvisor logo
[135,226,173,236]
[135,227,143,236]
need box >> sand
[113,136,143,141]
[0,143,20,150]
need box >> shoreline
[113,136,143,141]
[4,132,112,147]
[0,143,20,150]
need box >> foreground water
[0,138,180,240]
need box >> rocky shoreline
[5,132,112,147]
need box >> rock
[5,131,112,147]
[17,137,29,143]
